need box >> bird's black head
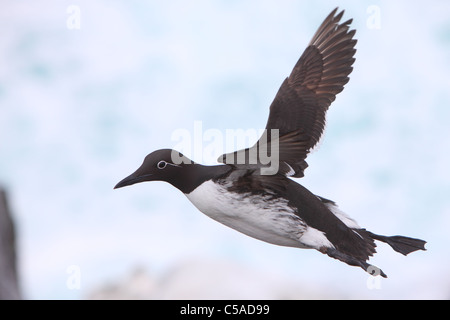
[114,149,193,190]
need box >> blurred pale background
[1,0,449,299]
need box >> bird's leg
[323,247,387,278]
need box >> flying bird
[115,8,426,277]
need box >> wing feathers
[218,8,357,178]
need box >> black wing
[218,8,357,178]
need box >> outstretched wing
[219,8,357,178]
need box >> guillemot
[115,8,426,277]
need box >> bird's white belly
[185,180,308,248]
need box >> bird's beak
[114,173,153,189]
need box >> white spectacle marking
[167,162,181,168]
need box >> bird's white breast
[185,180,331,249]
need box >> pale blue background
[1,0,449,299]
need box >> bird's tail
[365,231,427,256]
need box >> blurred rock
[0,188,21,300]
[87,267,157,300]
[86,258,345,300]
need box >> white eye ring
[157,160,167,169]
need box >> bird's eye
[157,160,167,169]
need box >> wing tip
[309,7,356,47]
